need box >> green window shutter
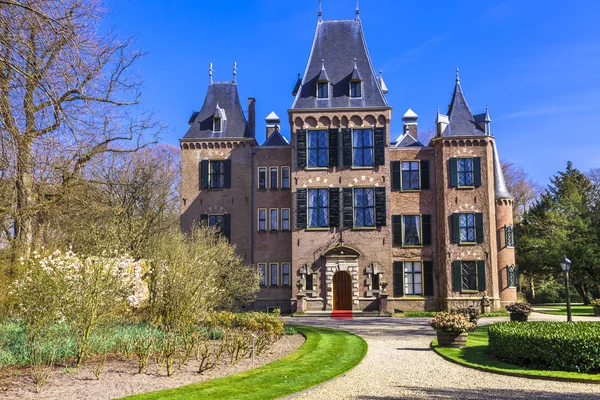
[224,159,232,188]
[374,127,385,166]
[422,214,432,245]
[450,158,458,187]
[328,129,339,167]
[200,214,208,226]
[391,161,400,190]
[453,260,462,292]
[342,188,354,229]
[475,213,484,243]
[328,187,340,228]
[513,224,519,248]
[341,128,353,167]
[375,187,386,227]
[473,157,481,186]
[452,213,460,243]
[296,129,307,169]
[296,189,307,230]
[223,214,231,242]
[393,261,404,297]
[423,261,434,296]
[392,215,402,246]
[477,260,486,291]
[200,160,209,189]
[420,160,430,189]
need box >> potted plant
[592,299,600,316]
[429,311,475,348]
[452,306,481,326]
[505,302,532,322]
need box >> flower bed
[488,322,600,373]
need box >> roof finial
[318,0,322,21]
[456,66,460,83]
[355,0,360,17]
[209,62,213,84]
[233,61,237,83]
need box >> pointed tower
[180,63,257,263]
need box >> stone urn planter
[509,312,529,322]
[593,307,600,316]
[436,331,468,348]
[592,300,600,316]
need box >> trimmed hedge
[489,322,600,373]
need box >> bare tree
[501,161,543,221]
[0,0,159,262]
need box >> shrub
[505,302,532,315]
[429,312,475,334]
[489,322,600,373]
[591,299,600,308]
[451,306,481,324]
[284,325,297,335]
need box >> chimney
[247,97,256,137]
[265,111,281,139]
[402,109,418,138]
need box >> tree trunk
[573,282,590,305]
[14,137,34,267]
[528,275,535,303]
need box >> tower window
[213,116,222,132]
[350,81,362,98]
[317,82,328,98]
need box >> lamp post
[560,256,572,322]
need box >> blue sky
[105,0,600,184]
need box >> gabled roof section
[262,128,290,147]
[392,133,424,148]
[443,70,486,136]
[183,82,251,140]
[292,19,388,109]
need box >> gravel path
[288,313,600,400]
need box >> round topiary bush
[488,322,600,373]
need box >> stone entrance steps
[292,310,391,318]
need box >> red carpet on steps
[331,310,353,320]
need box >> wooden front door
[333,271,352,310]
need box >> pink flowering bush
[429,311,475,334]
[12,248,148,365]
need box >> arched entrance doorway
[333,271,353,310]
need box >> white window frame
[269,166,278,189]
[213,116,222,132]
[258,167,267,190]
[401,160,421,190]
[258,263,266,287]
[402,214,422,246]
[270,208,278,231]
[270,263,279,287]
[281,166,290,189]
[282,263,291,286]
[258,208,267,232]
[404,261,423,295]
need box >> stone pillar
[378,293,389,315]
[296,293,306,314]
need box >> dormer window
[350,81,362,98]
[317,81,329,98]
[213,116,222,132]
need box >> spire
[209,62,213,84]
[233,61,237,83]
[355,0,360,18]
[378,70,388,94]
[484,105,491,122]
[492,141,512,199]
[318,0,322,21]
[318,59,329,81]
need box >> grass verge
[122,325,367,400]
[534,305,596,316]
[432,326,600,382]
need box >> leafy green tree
[517,162,600,304]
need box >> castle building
[180,8,518,314]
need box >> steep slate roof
[262,128,290,147]
[492,141,512,199]
[183,82,252,139]
[392,133,424,148]
[443,73,486,137]
[292,19,388,109]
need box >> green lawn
[122,325,367,400]
[535,305,596,316]
[433,326,600,382]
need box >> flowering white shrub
[12,248,149,365]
